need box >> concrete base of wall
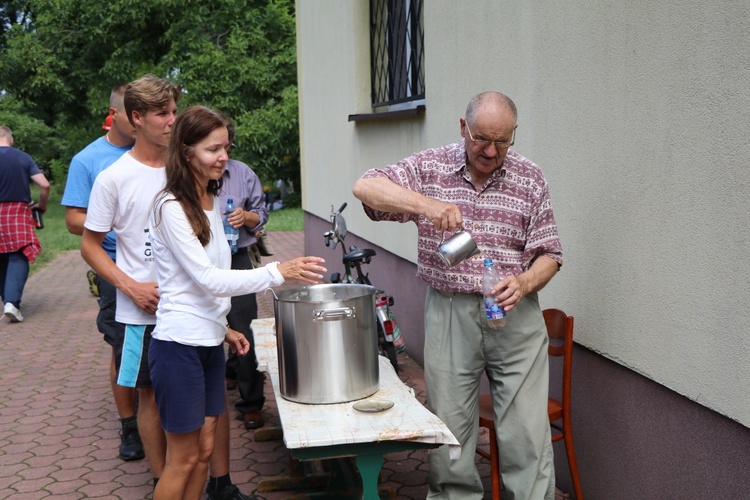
[555,345,750,499]
[305,212,750,499]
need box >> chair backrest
[543,308,575,406]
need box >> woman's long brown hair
[155,105,230,246]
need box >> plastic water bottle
[483,258,506,327]
[224,198,239,254]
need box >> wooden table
[252,317,460,499]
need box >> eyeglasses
[465,123,515,150]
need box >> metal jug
[437,227,480,267]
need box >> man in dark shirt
[0,126,50,323]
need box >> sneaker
[206,484,255,500]
[118,425,145,461]
[87,269,99,297]
[3,303,23,323]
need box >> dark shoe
[226,377,237,391]
[243,410,265,430]
[206,484,255,500]
[119,426,145,461]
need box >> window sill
[348,105,425,123]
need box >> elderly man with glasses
[353,91,564,499]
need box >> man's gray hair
[465,92,517,124]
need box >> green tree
[0,0,299,201]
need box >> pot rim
[273,283,378,304]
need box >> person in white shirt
[147,105,326,500]
[81,74,181,489]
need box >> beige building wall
[296,0,750,430]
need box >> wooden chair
[476,308,583,500]
[477,395,502,499]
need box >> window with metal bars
[370,0,424,108]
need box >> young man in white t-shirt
[61,84,142,462]
[81,76,253,500]
[81,74,181,490]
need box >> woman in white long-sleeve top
[148,105,326,500]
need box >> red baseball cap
[102,115,112,131]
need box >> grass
[28,183,304,274]
[265,206,303,231]
[30,184,81,275]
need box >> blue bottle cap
[484,258,493,266]
[227,198,233,204]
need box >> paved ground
[0,230,494,499]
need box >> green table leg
[291,441,437,499]
[355,453,383,500]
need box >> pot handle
[312,307,356,321]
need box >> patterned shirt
[361,142,563,294]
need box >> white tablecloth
[252,317,460,459]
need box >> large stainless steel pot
[273,284,379,404]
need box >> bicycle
[324,203,403,371]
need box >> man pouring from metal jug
[353,91,564,500]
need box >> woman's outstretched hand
[277,256,327,285]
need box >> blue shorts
[149,338,226,434]
[117,324,155,388]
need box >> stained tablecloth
[252,317,461,459]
